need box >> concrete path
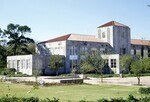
[84,76,150,86]
[0,75,150,86]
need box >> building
[131,39,150,58]
[7,21,150,75]
[7,54,49,75]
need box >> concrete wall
[7,55,33,75]
[45,41,66,56]
[7,54,46,75]
[97,26,131,55]
[131,44,149,58]
[113,26,131,55]
[101,54,120,74]
[65,40,119,74]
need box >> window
[102,32,105,38]
[141,46,144,58]
[21,60,23,69]
[17,60,20,71]
[111,59,116,68]
[12,60,15,68]
[105,48,108,54]
[80,47,88,54]
[122,32,125,38]
[100,48,105,54]
[98,29,101,39]
[22,60,25,69]
[26,59,30,69]
[120,48,126,55]
[107,28,110,35]
[70,46,77,55]
[70,60,78,69]
[134,49,136,55]
[70,47,72,55]
[91,48,97,55]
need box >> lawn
[0,82,148,102]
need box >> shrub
[139,87,150,94]
[0,68,6,75]
[127,94,138,102]
[139,97,150,102]
[41,97,59,102]
[60,79,83,84]
[97,98,108,102]
[10,73,30,77]
[0,97,59,102]
[22,97,39,102]
[2,68,16,76]
[0,95,150,102]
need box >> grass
[0,82,149,102]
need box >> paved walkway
[84,76,150,86]
[0,75,150,86]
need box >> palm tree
[4,23,35,55]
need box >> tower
[97,21,131,55]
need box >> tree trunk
[137,76,140,85]
[100,71,103,83]
[83,73,85,79]
[101,75,103,83]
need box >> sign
[69,55,78,60]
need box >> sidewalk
[1,75,150,86]
[84,76,150,86]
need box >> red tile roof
[131,39,150,46]
[68,34,106,43]
[97,21,128,28]
[39,34,71,43]
[39,34,107,44]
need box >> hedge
[139,87,150,94]
[0,95,150,102]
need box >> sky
[0,0,150,42]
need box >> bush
[0,96,59,102]
[6,68,16,75]
[0,68,6,75]
[139,87,150,94]
[1,68,16,76]
[10,73,30,77]
[0,95,150,102]
[60,79,83,84]
[139,97,150,102]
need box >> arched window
[98,29,101,39]
[107,28,110,35]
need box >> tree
[0,28,7,68]
[120,55,133,75]
[0,46,7,68]
[89,51,105,82]
[148,42,150,58]
[80,59,94,79]
[142,58,150,73]
[49,55,64,76]
[3,23,35,55]
[130,59,144,85]
[27,43,36,54]
[80,51,105,82]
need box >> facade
[37,34,120,74]
[7,54,49,75]
[131,39,150,58]
[7,21,150,75]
